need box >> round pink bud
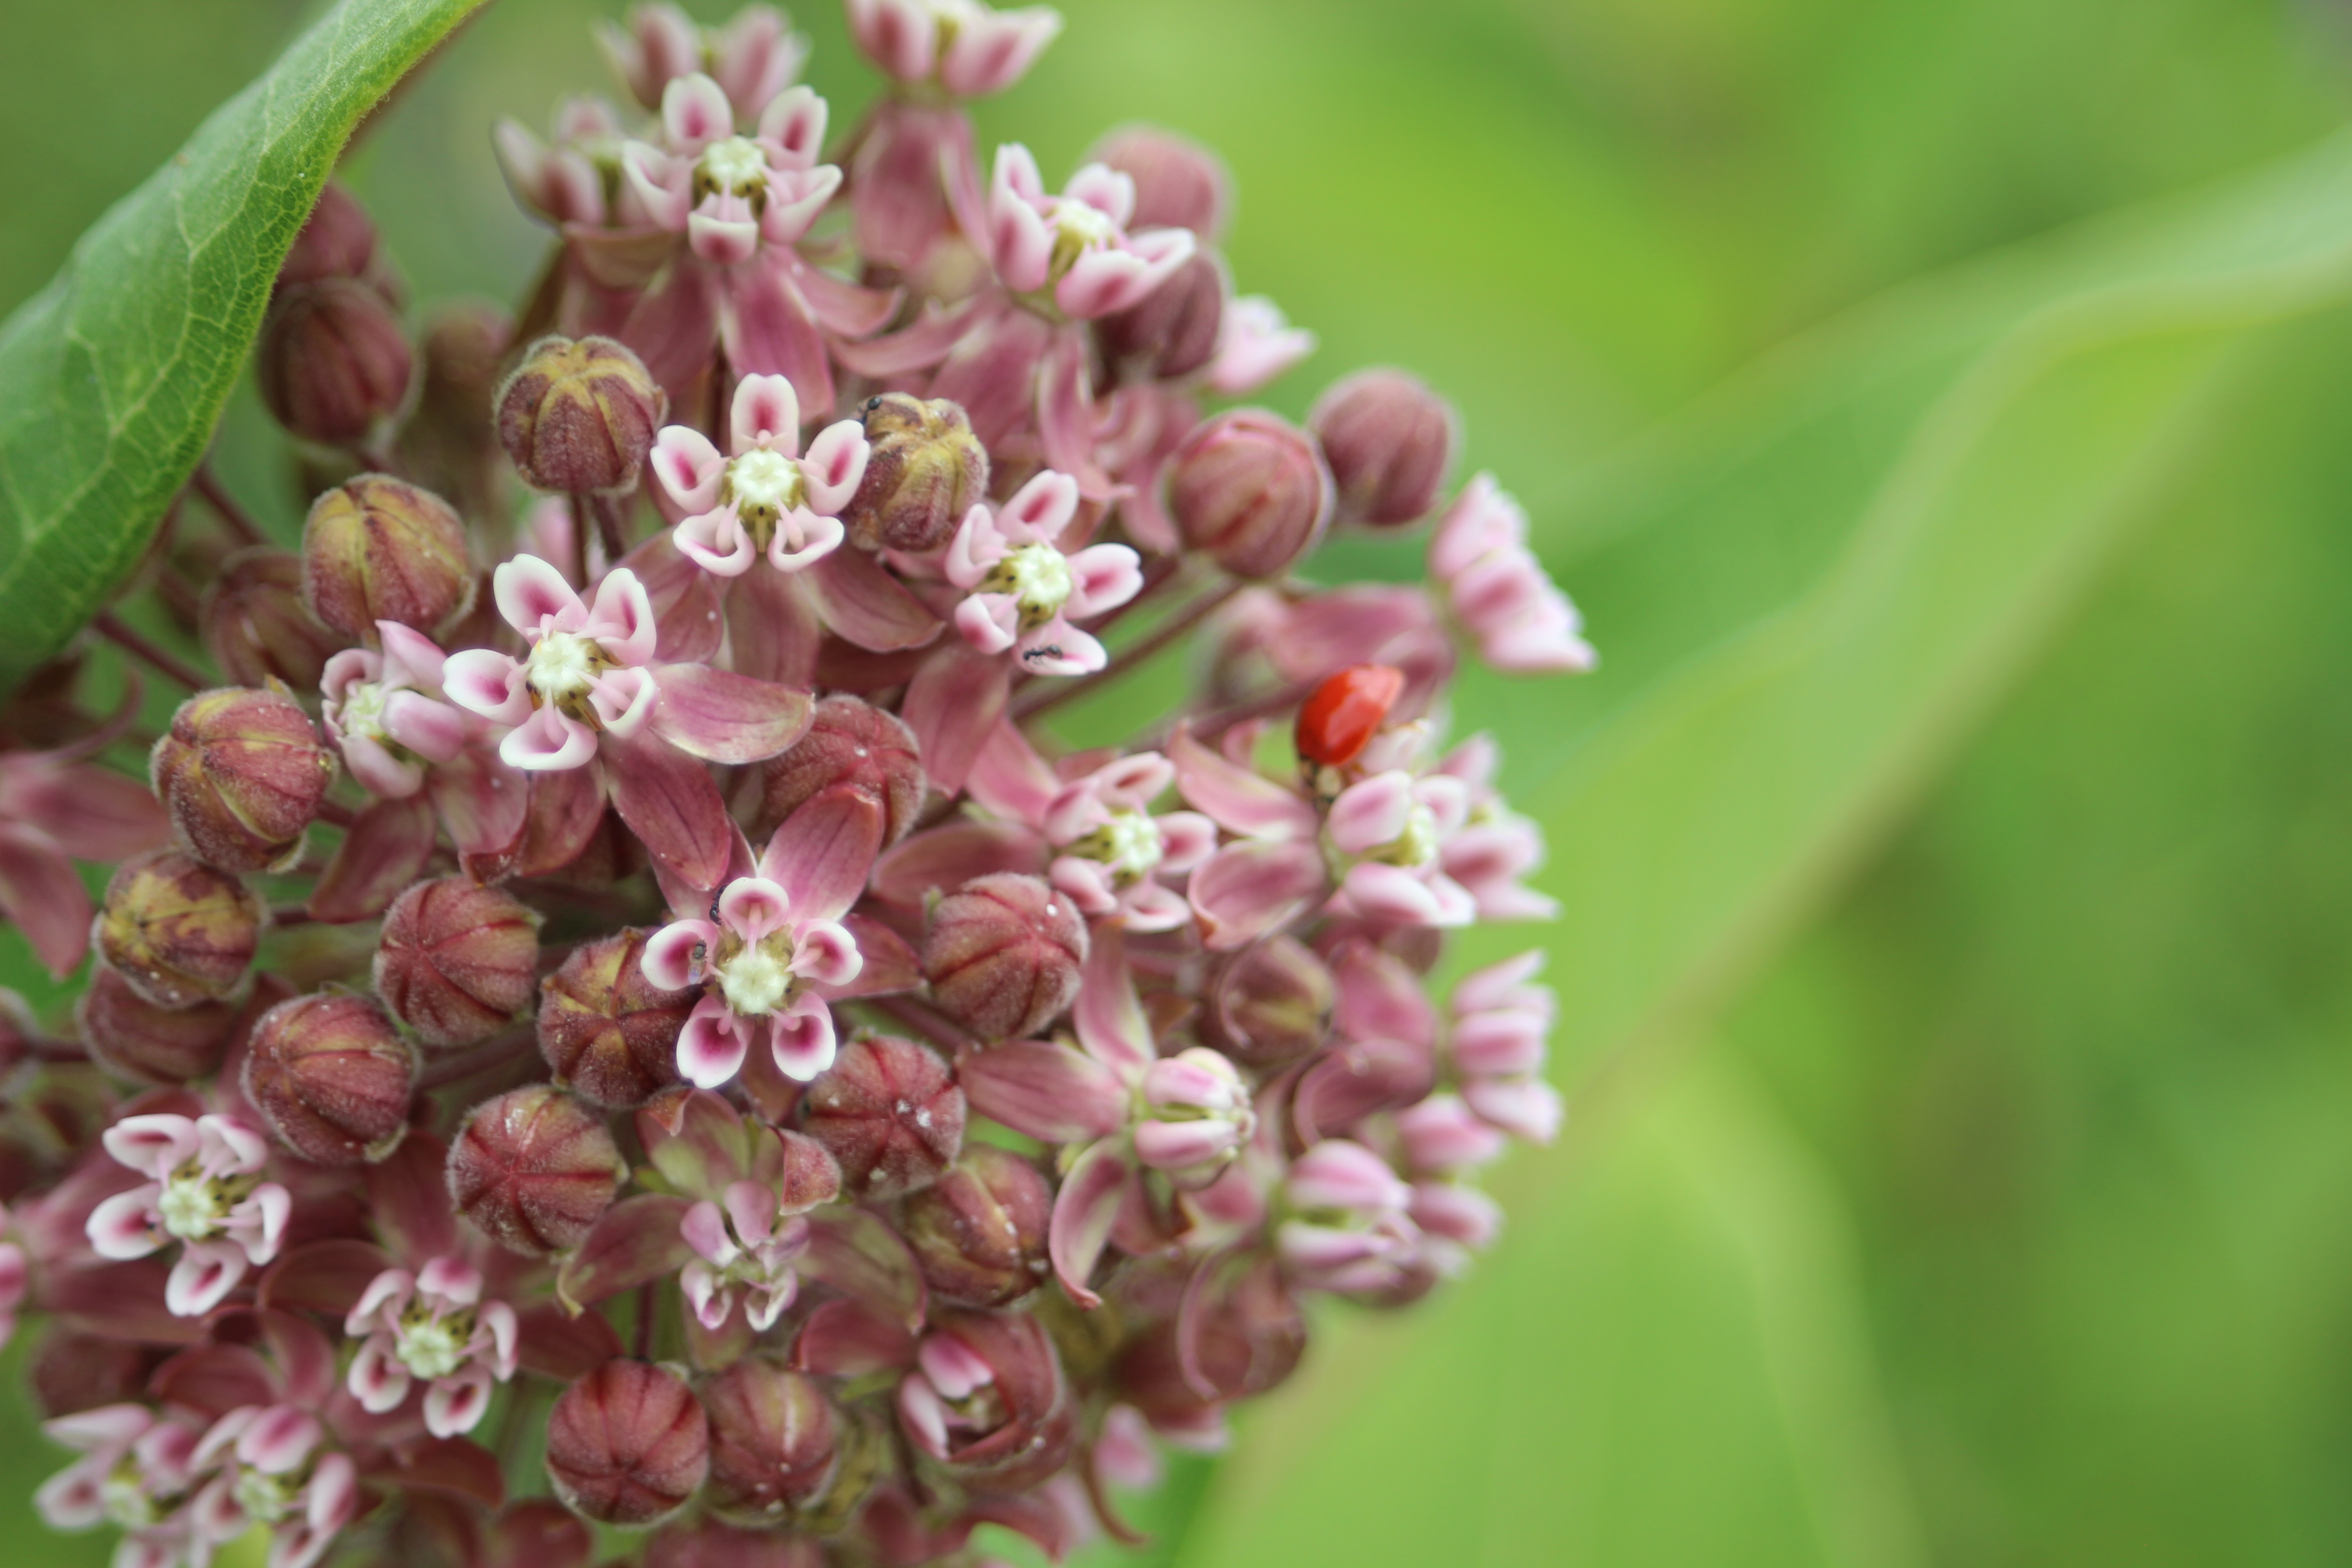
[1097,250,1225,387]
[77,965,238,1086]
[301,474,474,639]
[200,549,343,692]
[1165,409,1333,581]
[374,878,543,1049]
[839,393,992,553]
[257,278,414,447]
[546,1359,710,1529]
[496,335,668,497]
[798,1035,965,1200]
[539,930,697,1108]
[277,181,382,293]
[1198,934,1334,1070]
[1090,125,1234,240]
[899,1144,1053,1308]
[1309,368,1459,529]
[150,683,338,874]
[700,1359,839,1524]
[94,849,266,1009]
[244,990,418,1165]
[448,1085,626,1256]
[921,873,1088,1042]
[751,696,927,848]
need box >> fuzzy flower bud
[257,278,413,447]
[1096,250,1224,385]
[150,683,338,874]
[93,849,265,1009]
[276,181,382,292]
[899,1144,1053,1307]
[539,930,698,1107]
[1197,935,1334,1069]
[798,1035,964,1200]
[894,1308,1073,1491]
[1134,1047,1255,1187]
[374,878,544,1049]
[244,990,419,1165]
[449,1085,626,1256]
[496,335,669,497]
[1311,368,1458,529]
[1090,124,1233,240]
[700,1359,839,1524]
[838,394,991,554]
[77,965,238,1086]
[921,873,1088,1041]
[546,1359,710,1529]
[750,695,926,846]
[1165,409,1332,580]
[199,549,343,692]
[301,475,474,640]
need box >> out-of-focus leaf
[0,0,486,696]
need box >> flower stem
[93,612,210,693]
[1012,578,1240,724]
[191,463,269,551]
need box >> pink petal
[727,563,823,686]
[380,691,466,765]
[1333,943,1439,1048]
[1048,1139,1133,1309]
[642,919,715,989]
[442,649,533,726]
[1340,861,1466,928]
[679,998,751,1088]
[957,1041,1127,1143]
[494,553,585,636]
[756,84,828,168]
[652,425,726,512]
[649,664,813,764]
[847,0,936,81]
[870,818,1048,907]
[1463,1077,1564,1144]
[769,995,837,1082]
[498,707,600,772]
[1327,772,1416,856]
[939,4,1061,96]
[900,641,1011,795]
[1072,921,1152,1077]
[604,728,734,888]
[724,256,834,421]
[662,72,735,152]
[730,373,803,456]
[1168,727,1317,840]
[1188,839,1329,951]
[806,544,944,652]
[800,421,872,511]
[1134,1118,1240,1172]
[0,826,90,979]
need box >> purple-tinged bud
[450,1085,627,1255]
[546,1359,710,1529]
[1134,1048,1255,1188]
[94,850,265,1009]
[301,475,473,639]
[244,990,418,1164]
[1395,1093,1506,1174]
[701,1359,839,1524]
[1310,368,1458,529]
[200,549,344,692]
[798,1035,964,1200]
[1090,125,1234,241]
[1198,935,1334,1070]
[899,1144,1052,1307]
[921,874,1088,1041]
[1165,410,1332,581]
[496,335,668,497]
[77,965,238,1085]
[1113,1256,1306,1422]
[276,181,381,293]
[257,278,414,447]
[751,696,926,847]
[1096,251,1224,386]
[150,683,338,874]
[894,1308,1074,1492]
[374,878,543,1049]
[539,930,697,1108]
[838,394,991,553]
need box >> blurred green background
[10,0,2352,1564]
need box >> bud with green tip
[243,990,419,1165]
[374,878,543,1049]
[301,475,474,640]
[93,849,265,1009]
[150,682,338,874]
[495,335,668,497]
[838,393,991,553]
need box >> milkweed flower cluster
[0,5,1597,1565]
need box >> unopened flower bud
[838,394,990,553]
[1090,125,1233,240]
[200,549,344,692]
[244,990,418,1164]
[150,683,338,873]
[798,1035,964,1200]
[258,278,414,447]
[894,1308,1073,1491]
[701,1359,839,1524]
[546,1359,710,1529]
[1310,368,1458,529]
[1394,1094,1506,1174]
[921,873,1088,1041]
[449,1085,626,1255]
[495,335,668,497]
[1113,1256,1306,1420]
[94,849,265,1008]
[1135,1048,1254,1187]
[77,965,238,1085]
[1096,251,1224,386]
[751,696,926,846]
[899,1144,1052,1307]
[539,930,697,1108]
[276,181,382,292]
[301,475,473,639]
[1198,935,1334,1069]
[1165,409,1332,580]
[374,878,543,1049]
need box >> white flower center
[157,1167,225,1242]
[1069,809,1163,885]
[101,1463,157,1529]
[1049,200,1121,281]
[338,678,391,743]
[696,136,769,201]
[981,542,1074,632]
[525,631,605,704]
[1367,802,1440,871]
[725,448,807,539]
[395,1310,471,1381]
[716,938,796,1017]
[234,1466,300,1526]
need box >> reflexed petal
[769,509,844,573]
[499,707,600,773]
[166,1241,249,1318]
[642,919,716,990]
[586,568,659,664]
[651,426,726,511]
[957,1040,1127,1143]
[1326,771,1416,856]
[806,543,944,652]
[1188,838,1329,951]
[380,691,466,764]
[340,733,424,800]
[0,826,91,979]
[757,85,829,169]
[938,4,1062,97]
[650,664,813,764]
[442,650,533,726]
[899,641,1011,795]
[769,995,837,1081]
[846,0,936,81]
[1048,1139,1134,1309]
[730,373,802,456]
[678,998,751,1088]
[1168,726,1317,840]
[661,71,734,152]
[493,554,584,636]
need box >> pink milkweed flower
[0,1228,24,1350]
[495,96,630,228]
[85,1113,290,1318]
[651,372,871,576]
[319,621,469,798]
[984,146,1195,321]
[600,4,808,119]
[679,1177,813,1330]
[847,0,1063,99]
[1429,473,1597,675]
[643,824,867,1087]
[188,1405,358,1568]
[35,1404,209,1564]
[623,78,839,269]
[1204,295,1317,397]
[946,470,1142,676]
[1275,1137,1424,1296]
[1427,732,1558,921]
[1448,949,1563,1144]
[444,555,660,771]
[343,1255,521,1438]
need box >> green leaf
[0,0,486,696]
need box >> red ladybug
[1294,664,1405,768]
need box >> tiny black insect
[864,396,884,413]
[1021,645,1063,664]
